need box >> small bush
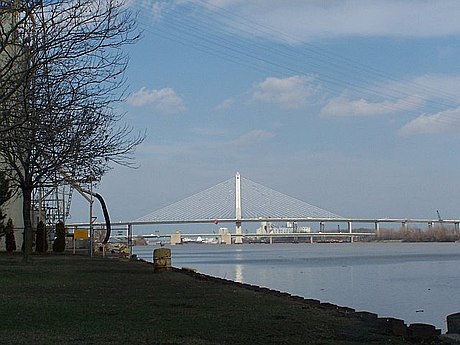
[52,221,66,252]
[5,218,16,253]
[35,220,48,253]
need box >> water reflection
[135,242,460,331]
[235,264,243,283]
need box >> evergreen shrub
[52,221,66,252]
[5,218,16,253]
[35,220,48,253]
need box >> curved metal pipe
[94,193,111,244]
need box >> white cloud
[231,129,274,146]
[215,98,234,111]
[319,73,460,118]
[399,107,460,136]
[127,87,186,114]
[320,95,424,117]
[190,127,226,137]
[127,1,174,21]
[193,0,245,7]
[196,1,460,41]
[252,75,316,109]
[401,74,460,103]
[137,142,193,156]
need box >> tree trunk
[22,186,33,262]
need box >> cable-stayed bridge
[129,172,355,244]
[121,172,459,244]
[69,172,460,246]
[135,172,340,223]
[133,172,345,243]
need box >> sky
[71,0,460,228]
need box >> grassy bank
[0,254,426,344]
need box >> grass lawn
[0,253,417,344]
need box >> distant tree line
[376,226,460,242]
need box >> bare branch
[0,0,144,260]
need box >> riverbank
[0,253,446,344]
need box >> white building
[256,221,311,234]
[0,3,25,250]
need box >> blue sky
[71,0,460,225]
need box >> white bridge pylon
[134,172,341,224]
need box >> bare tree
[0,0,143,261]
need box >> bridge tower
[235,172,243,244]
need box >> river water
[133,242,460,331]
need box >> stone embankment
[176,265,458,343]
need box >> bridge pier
[348,221,353,243]
[128,224,133,257]
[235,172,243,244]
[374,222,380,238]
[170,231,182,245]
[402,221,408,230]
[235,221,243,244]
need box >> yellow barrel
[153,248,171,272]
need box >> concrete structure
[168,228,233,246]
[153,248,171,272]
[447,312,460,334]
[1,3,76,253]
[218,227,231,244]
[234,172,243,244]
[0,2,24,251]
[170,231,182,245]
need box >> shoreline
[135,241,460,331]
[2,252,452,344]
[170,262,443,340]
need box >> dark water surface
[134,242,460,331]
